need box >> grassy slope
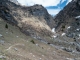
[0,18,74,60]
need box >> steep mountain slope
[54,0,80,39]
[51,0,80,56]
[54,0,80,34]
[0,0,55,39]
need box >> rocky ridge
[0,0,55,38]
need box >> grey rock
[0,34,2,37]
[62,48,72,52]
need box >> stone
[76,46,80,52]
[0,34,2,37]
[0,40,5,44]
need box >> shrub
[5,24,8,29]
[62,25,65,28]
[77,22,79,25]
[30,40,35,44]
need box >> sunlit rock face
[0,0,55,38]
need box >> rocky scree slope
[54,0,80,39]
[0,0,55,38]
[54,0,80,35]
[52,0,80,55]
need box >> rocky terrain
[51,0,80,58]
[0,0,80,60]
[0,0,55,38]
[0,17,76,60]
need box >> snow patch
[52,28,56,33]
[67,26,71,29]
[75,16,80,19]
[76,29,79,31]
[0,55,6,59]
[78,34,80,37]
[52,35,57,38]
[61,33,66,36]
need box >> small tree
[30,40,35,44]
[5,24,8,29]
[62,25,65,28]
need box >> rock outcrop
[53,0,80,53]
[54,0,80,38]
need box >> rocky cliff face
[53,0,80,53]
[0,0,54,38]
[54,0,80,38]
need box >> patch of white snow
[76,29,79,31]
[67,26,71,29]
[75,16,80,19]
[52,28,56,33]
[78,34,80,37]
[61,33,66,36]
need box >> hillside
[0,0,80,60]
[0,17,76,60]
